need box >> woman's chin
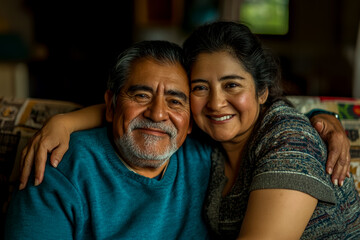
[211,135,234,143]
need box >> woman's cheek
[190,97,206,123]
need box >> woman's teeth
[211,115,232,121]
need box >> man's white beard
[114,118,179,169]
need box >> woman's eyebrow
[191,75,245,84]
[191,79,208,84]
[219,75,245,81]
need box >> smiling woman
[183,21,360,239]
[190,51,268,143]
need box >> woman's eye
[225,82,239,88]
[191,85,207,92]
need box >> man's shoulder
[173,135,213,168]
[67,127,109,152]
[60,127,112,168]
[71,127,108,143]
[180,135,212,154]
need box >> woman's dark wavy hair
[183,21,288,108]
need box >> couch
[0,97,82,238]
[1,96,360,237]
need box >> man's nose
[144,96,169,122]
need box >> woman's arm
[19,107,351,189]
[19,104,106,190]
[238,189,317,240]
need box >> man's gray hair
[108,40,184,106]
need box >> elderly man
[5,41,212,239]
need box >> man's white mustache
[129,119,177,139]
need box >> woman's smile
[207,114,235,122]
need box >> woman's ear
[259,88,269,104]
[104,90,114,123]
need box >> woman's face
[190,51,268,143]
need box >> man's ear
[104,90,114,122]
[259,88,269,104]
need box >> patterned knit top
[204,100,360,239]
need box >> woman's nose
[206,90,227,110]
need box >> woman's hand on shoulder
[19,114,71,190]
[310,113,351,187]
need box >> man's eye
[169,99,182,106]
[133,93,151,102]
[135,93,148,98]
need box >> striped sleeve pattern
[250,102,335,203]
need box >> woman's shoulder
[258,100,321,144]
[262,100,308,126]
[255,100,326,155]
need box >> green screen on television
[240,0,289,35]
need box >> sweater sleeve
[250,105,336,204]
[4,162,86,240]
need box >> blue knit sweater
[5,127,212,239]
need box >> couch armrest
[0,97,82,235]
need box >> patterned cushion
[0,97,82,235]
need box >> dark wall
[23,0,360,103]
[26,0,134,106]
[260,0,360,97]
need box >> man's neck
[117,154,169,179]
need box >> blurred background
[0,0,359,106]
